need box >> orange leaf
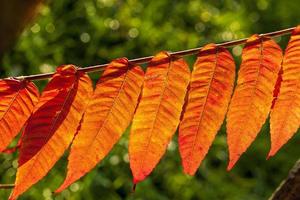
[129,52,190,184]
[0,79,39,152]
[9,65,93,200]
[226,35,282,170]
[269,26,300,157]
[56,58,144,192]
[179,44,235,175]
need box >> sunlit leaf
[226,35,282,170]
[10,65,93,200]
[56,58,144,192]
[179,44,235,175]
[0,79,39,152]
[129,52,190,184]
[269,26,300,157]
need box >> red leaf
[0,79,39,152]
[9,65,93,200]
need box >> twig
[5,26,296,81]
[0,184,14,189]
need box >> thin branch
[5,26,297,81]
[0,184,14,189]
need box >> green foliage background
[1,0,300,199]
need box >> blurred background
[0,0,300,199]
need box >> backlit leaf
[179,44,235,175]
[129,52,190,184]
[0,79,39,152]
[56,58,144,192]
[226,35,282,170]
[269,26,300,157]
[9,65,93,200]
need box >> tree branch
[270,160,300,200]
[0,184,14,189]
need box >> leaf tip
[133,177,139,185]
[267,148,279,159]
[55,174,77,194]
[54,187,64,194]
[227,157,239,171]
[131,177,141,193]
[55,179,72,194]
[183,166,197,176]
